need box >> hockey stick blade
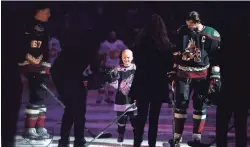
[187,142,211,147]
[95,133,112,138]
[84,127,112,138]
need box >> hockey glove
[208,66,221,94]
[205,66,221,106]
[40,62,51,74]
[110,69,120,81]
[167,64,178,83]
[83,64,93,76]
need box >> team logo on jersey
[34,24,44,32]
[182,38,201,62]
[119,74,134,96]
[213,31,220,37]
[109,48,121,60]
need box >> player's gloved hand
[40,62,51,74]
[208,78,221,94]
[20,64,45,73]
[83,64,93,77]
[208,66,221,94]
[110,69,119,80]
[167,71,177,81]
[167,64,178,83]
[205,66,221,106]
[204,78,221,106]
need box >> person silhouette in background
[130,13,174,147]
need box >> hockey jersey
[18,19,50,69]
[98,40,128,67]
[174,25,221,78]
[109,64,137,112]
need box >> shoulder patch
[213,30,220,37]
[202,26,221,41]
[115,65,122,70]
[131,64,136,70]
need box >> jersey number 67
[31,40,42,48]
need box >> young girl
[109,49,137,143]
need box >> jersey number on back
[31,40,42,48]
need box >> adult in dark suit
[2,3,24,146]
[216,4,250,147]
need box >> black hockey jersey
[174,25,221,78]
[109,64,136,112]
[18,19,49,68]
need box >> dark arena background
[2,1,250,147]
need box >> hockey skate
[19,128,51,146]
[187,140,210,147]
[163,139,180,147]
[186,134,209,147]
[23,128,40,140]
[36,127,51,139]
[57,143,70,147]
[117,133,124,146]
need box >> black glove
[83,65,93,76]
[167,66,178,83]
[204,78,221,106]
[110,69,119,81]
[205,66,222,106]
[208,66,221,94]
[208,78,221,94]
[40,62,51,74]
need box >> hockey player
[168,11,221,146]
[109,49,137,144]
[18,4,51,139]
[97,30,128,104]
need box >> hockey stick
[40,84,112,139]
[170,81,176,141]
[85,102,137,147]
[163,81,180,147]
